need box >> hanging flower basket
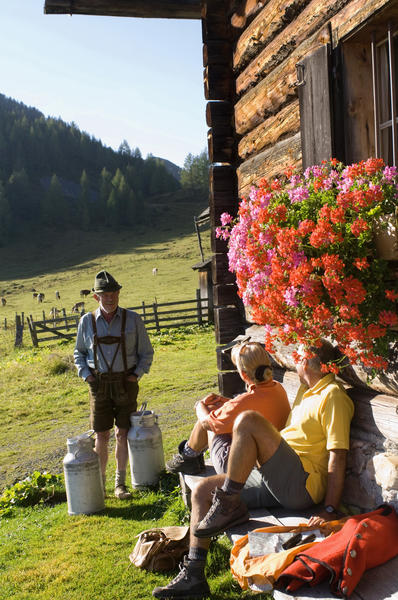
[217,158,398,375]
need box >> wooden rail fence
[24,290,210,347]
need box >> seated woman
[166,341,291,475]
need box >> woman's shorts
[210,433,232,474]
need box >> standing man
[74,270,154,499]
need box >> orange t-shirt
[206,380,291,435]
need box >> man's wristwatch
[324,504,337,514]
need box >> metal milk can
[127,407,165,488]
[63,430,105,515]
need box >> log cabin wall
[203,0,397,395]
[228,0,395,196]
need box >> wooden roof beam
[44,0,201,19]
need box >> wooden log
[206,101,234,129]
[204,65,234,100]
[217,346,236,371]
[44,0,201,18]
[215,306,245,344]
[212,254,236,286]
[238,100,300,160]
[213,283,240,307]
[237,133,302,196]
[210,164,237,195]
[211,229,230,254]
[210,197,239,230]
[202,14,232,43]
[233,0,312,73]
[201,0,232,19]
[230,0,270,29]
[234,27,329,136]
[218,370,246,396]
[208,129,236,164]
[203,41,232,67]
[235,0,349,95]
[329,0,392,45]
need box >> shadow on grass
[0,193,207,281]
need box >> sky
[0,2,208,167]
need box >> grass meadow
[0,194,269,599]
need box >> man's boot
[152,557,210,599]
[193,487,249,538]
[166,440,205,475]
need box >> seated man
[152,339,354,599]
[166,341,291,476]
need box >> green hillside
[0,93,183,242]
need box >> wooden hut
[45,0,398,511]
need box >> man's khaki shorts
[88,377,138,431]
[241,437,314,510]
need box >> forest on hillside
[0,93,209,245]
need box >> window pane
[381,127,393,164]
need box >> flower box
[217,158,398,377]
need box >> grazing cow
[1,297,6,306]
[55,290,61,300]
[152,267,158,276]
[80,289,91,298]
[72,301,85,314]
[37,293,45,303]
[49,307,59,318]
[32,292,38,298]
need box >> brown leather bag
[129,526,189,572]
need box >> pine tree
[0,181,11,245]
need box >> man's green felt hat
[92,270,122,293]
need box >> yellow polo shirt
[281,374,354,503]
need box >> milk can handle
[75,430,95,457]
[139,402,147,414]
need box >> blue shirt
[74,306,154,381]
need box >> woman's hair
[231,341,272,384]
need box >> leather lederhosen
[91,309,133,390]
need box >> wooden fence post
[142,301,146,322]
[27,316,38,347]
[15,314,23,347]
[42,310,46,321]
[62,308,69,330]
[21,312,24,326]
[153,301,160,332]
[196,288,203,326]
[4,318,7,330]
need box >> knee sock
[221,477,245,495]
[115,470,126,488]
[187,546,208,563]
[183,442,202,457]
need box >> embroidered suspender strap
[91,311,99,372]
[120,308,128,376]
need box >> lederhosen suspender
[91,309,128,377]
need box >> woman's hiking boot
[152,557,210,599]
[193,487,249,538]
[166,440,205,475]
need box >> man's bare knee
[233,410,273,435]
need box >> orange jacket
[277,505,398,597]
